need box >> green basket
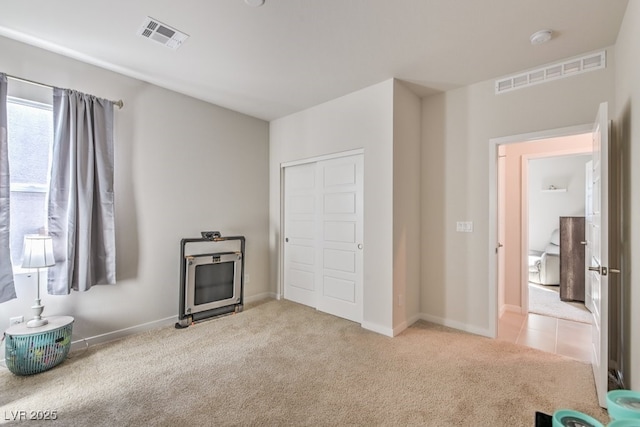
[5,322,73,375]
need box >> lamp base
[27,318,48,328]
[28,298,47,328]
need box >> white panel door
[283,162,318,307]
[584,160,594,313]
[283,154,364,323]
[316,155,364,323]
[589,102,609,408]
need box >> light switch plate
[456,221,473,232]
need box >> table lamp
[21,234,55,328]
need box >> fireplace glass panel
[194,262,235,306]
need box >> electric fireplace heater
[177,232,245,328]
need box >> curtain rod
[6,74,124,109]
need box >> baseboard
[393,321,408,336]
[69,315,178,352]
[501,304,523,316]
[361,321,394,337]
[244,292,277,304]
[70,293,278,352]
[418,313,492,338]
[392,313,422,336]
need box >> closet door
[283,162,318,308]
[316,155,364,323]
[283,154,364,323]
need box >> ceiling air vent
[137,17,189,50]
[495,51,606,94]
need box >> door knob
[580,241,587,245]
[589,266,615,276]
[357,244,363,250]
[285,238,289,242]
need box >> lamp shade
[21,235,55,269]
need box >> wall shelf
[541,188,567,193]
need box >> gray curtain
[0,73,17,303]
[48,88,116,294]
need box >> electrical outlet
[9,316,23,326]
[244,273,250,284]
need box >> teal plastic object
[553,409,604,427]
[5,323,73,375]
[608,419,640,426]
[607,390,640,421]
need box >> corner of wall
[392,80,422,331]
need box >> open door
[588,102,614,408]
[584,160,594,313]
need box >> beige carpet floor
[0,299,608,426]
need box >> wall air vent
[495,51,606,94]
[137,17,189,50]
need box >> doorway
[491,124,594,361]
[525,153,592,327]
[517,146,593,363]
[491,103,616,408]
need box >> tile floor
[498,310,592,362]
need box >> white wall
[392,81,421,331]
[0,36,270,342]
[269,78,422,336]
[421,48,615,336]
[528,154,591,251]
[613,0,640,391]
[270,79,395,334]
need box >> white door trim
[488,123,592,338]
[281,148,364,168]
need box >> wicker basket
[5,322,73,375]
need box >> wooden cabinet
[559,216,586,302]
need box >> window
[7,96,53,266]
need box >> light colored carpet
[529,283,592,324]
[1,299,607,426]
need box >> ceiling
[0,1,629,121]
